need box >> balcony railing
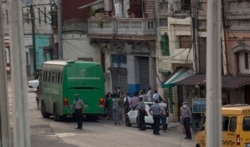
[88,18,117,35]
[87,18,156,39]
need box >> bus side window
[222,116,229,131]
[44,71,47,82]
[229,117,237,132]
[57,73,61,83]
[52,72,55,83]
[48,72,51,82]
[243,116,250,131]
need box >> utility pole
[30,4,37,78]
[57,0,63,59]
[9,0,31,146]
[0,0,11,146]
[191,0,200,74]
[194,0,200,74]
[206,0,222,147]
[191,6,197,74]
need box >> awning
[176,74,250,89]
[78,0,103,9]
[222,76,250,89]
[161,68,194,88]
[176,74,206,86]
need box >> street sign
[192,98,206,113]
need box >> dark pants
[161,114,167,130]
[75,109,83,128]
[183,117,192,139]
[138,110,145,130]
[153,115,161,134]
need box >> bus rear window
[243,116,250,131]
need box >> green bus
[39,60,105,121]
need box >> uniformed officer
[181,102,192,139]
[149,100,162,135]
[73,94,84,130]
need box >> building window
[161,34,170,56]
[111,54,127,68]
[181,0,191,11]
[179,36,192,49]
[38,8,41,24]
[245,52,249,69]
[159,18,168,27]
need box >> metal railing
[87,18,156,36]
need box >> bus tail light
[99,97,105,107]
[64,98,69,107]
[236,134,240,145]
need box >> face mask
[183,104,187,108]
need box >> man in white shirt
[73,94,84,130]
[152,90,160,101]
[159,100,168,131]
[146,88,152,101]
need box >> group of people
[104,87,168,135]
[63,87,169,135]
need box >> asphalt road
[7,86,196,147]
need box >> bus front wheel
[41,102,50,118]
[53,104,60,121]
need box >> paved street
[7,82,196,147]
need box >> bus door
[222,115,239,147]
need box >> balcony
[87,18,156,40]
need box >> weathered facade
[85,0,157,94]
[223,0,250,104]
[61,0,99,63]
[155,0,202,121]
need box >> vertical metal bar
[0,0,11,146]
[206,0,222,146]
[30,4,37,78]
[9,0,31,146]
[57,0,63,59]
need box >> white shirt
[124,96,132,103]
[146,90,152,101]
[73,99,84,110]
[153,93,160,101]
[159,102,167,115]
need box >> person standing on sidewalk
[149,100,162,135]
[181,102,192,139]
[159,100,167,132]
[73,94,84,130]
[112,93,121,125]
[137,97,146,130]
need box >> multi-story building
[222,0,250,104]
[83,0,157,94]
[2,0,53,77]
[169,0,250,122]
[61,0,99,64]
[155,0,203,121]
[22,0,53,77]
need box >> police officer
[137,97,146,130]
[181,102,192,139]
[73,94,84,130]
[149,100,162,135]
